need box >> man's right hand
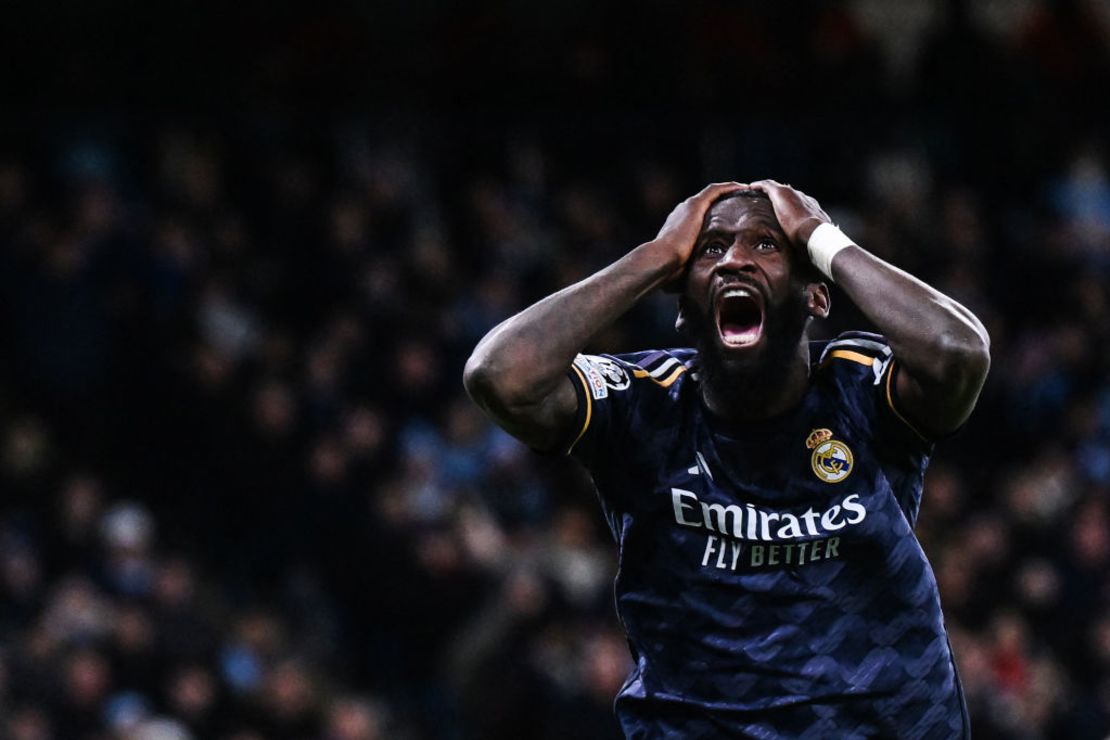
[654,182,746,283]
[748,179,831,249]
[464,180,745,452]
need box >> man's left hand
[749,180,832,248]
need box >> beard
[688,290,812,416]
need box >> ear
[675,297,691,335]
[805,282,831,319]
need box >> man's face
[681,194,820,370]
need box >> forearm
[830,244,990,407]
[465,180,742,448]
[748,179,990,434]
[464,239,679,409]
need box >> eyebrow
[698,227,734,241]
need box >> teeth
[722,287,753,299]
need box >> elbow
[462,350,526,410]
[464,348,555,420]
[933,326,991,391]
[463,351,495,406]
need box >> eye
[702,241,726,256]
[755,239,778,252]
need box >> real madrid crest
[806,428,853,484]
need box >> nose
[716,241,758,277]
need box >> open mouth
[715,286,764,348]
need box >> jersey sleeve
[562,350,689,467]
[562,353,641,464]
[818,331,934,449]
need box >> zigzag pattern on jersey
[618,504,966,738]
[592,341,962,739]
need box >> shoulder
[572,348,698,400]
[813,331,893,385]
[813,331,933,447]
[565,348,698,460]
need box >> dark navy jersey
[565,332,969,739]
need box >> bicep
[891,359,988,439]
[473,374,581,453]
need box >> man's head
[676,190,830,403]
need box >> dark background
[2,1,1110,738]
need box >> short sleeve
[818,332,933,453]
[561,350,693,468]
[563,353,643,465]
[877,357,937,447]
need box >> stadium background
[2,0,1110,737]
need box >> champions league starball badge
[806,428,854,484]
[589,356,631,390]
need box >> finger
[713,182,750,195]
[701,181,744,195]
[749,179,784,191]
[692,182,745,204]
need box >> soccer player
[463,180,989,738]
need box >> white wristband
[807,223,855,281]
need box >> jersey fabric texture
[564,332,970,740]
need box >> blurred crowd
[2,0,1110,738]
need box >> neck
[699,341,812,421]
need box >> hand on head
[747,180,832,248]
[656,179,833,293]
[655,182,748,287]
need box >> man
[464,180,989,738]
